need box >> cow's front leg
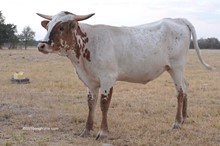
[80,88,98,137]
[96,87,113,140]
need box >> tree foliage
[0,11,5,24]
[19,26,35,49]
[190,37,220,49]
[0,11,18,49]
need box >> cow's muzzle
[38,42,49,54]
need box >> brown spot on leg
[182,95,187,123]
[96,87,113,140]
[100,88,113,131]
[182,79,189,123]
[80,91,98,137]
[173,87,184,129]
[86,92,97,130]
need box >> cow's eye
[60,27,64,31]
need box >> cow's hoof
[172,122,181,129]
[182,117,187,124]
[80,129,90,137]
[96,130,108,140]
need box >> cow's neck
[66,48,98,90]
[65,22,97,88]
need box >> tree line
[0,11,36,49]
[190,37,220,49]
[1,11,220,50]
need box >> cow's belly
[117,64,168,84]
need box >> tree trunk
[25,40,27,50]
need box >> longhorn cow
[37,11,211,140]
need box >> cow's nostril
[41,44,45,49]
[37,43,49,54]
[38,43,45,49]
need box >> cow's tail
[183,19,213,70]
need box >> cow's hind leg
[168,68,188,129]
[80,88,99,137]
[96,87,113,140]
[182,78,189,123]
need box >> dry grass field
[0,48,219,146]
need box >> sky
[1,0,220,40]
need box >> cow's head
[37,11,94,57]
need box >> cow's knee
[100,87,113,109]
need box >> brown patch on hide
[44,18,91,62]
[73,21,91,62]
[83,48,91,61]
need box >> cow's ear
[41,20,49,30]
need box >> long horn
[36,13,52,20]
[74,13,95,21]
